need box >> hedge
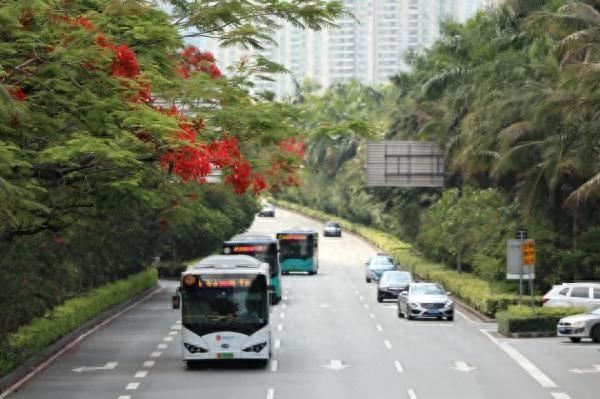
[497,305,585,334]
[272,199,528,317]
[0,268,158,377]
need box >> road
[6,207,600,399]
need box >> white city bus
[174,255,272,366]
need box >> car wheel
[366,277,371,283]
[569,337,582,343]
[447,316,454,322]
[591,325,600,343]
[377,292,383,303]
[407,306,414,320]
[398,305,404,318]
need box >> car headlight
[184,343,208,354]
[445,300,454,307]
[242,342,267,353]
[408,302,418,308]
[570,321,585,328]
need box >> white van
[543,283,600,309]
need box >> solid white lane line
[126,382,140,390]
[480,329,557,388]
[143,361,155,368]
[135,371,148,378]
[376,324,383,332]
[275,339,281,349]
[157,343,168,350]
[271,360,278,372]
[266,388,275,399]
[455,310,476,323]
[150,352,162,358]
[394,360,404,373]
[277,324,283,332]
[407,389,418,399]
[280,312,285,319]
[369,313,375,319]
[164,336,174,342]
[550,393,572,399]
[384,340,392,349]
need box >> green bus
[276,230,319,275]
[223,234,282,304]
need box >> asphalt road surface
[6,207,600,399]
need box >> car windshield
[325,222,339,227]
[382,272,410,283]
[587,307,600,315]
[411,284,445,296]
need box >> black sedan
[258,204,275,217]
[377,271,412,302]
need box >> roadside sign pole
[516,228,526,305]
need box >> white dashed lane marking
[118,396,131,399]
[164,336,174,342]
[275,339,281,349]
[134,371,148,378]
[157,343,168,349]
[376,324,383,332]
[266,388,275,399]
[369,313,375,319]
[125,382,140,390]
[168,331,178,335]
[384,340,392,349]
[394,360,404,373]
[270,360,278,372]
[277,324,283,332]
[407,388,418,399]
[150,352,162,358]
[551,393,572,399]
[143,361,155,368]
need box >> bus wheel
[308,271,317,275]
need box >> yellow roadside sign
[522,240,536,266]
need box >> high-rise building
[194,0,484,96]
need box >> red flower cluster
[96,35,140,79]
[279,137,306,157]
[9,87,27,101]
[177,45,222,79]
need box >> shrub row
[497,305,585,334]
[272,199,527,317]
[0,268,158,377]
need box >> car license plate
[558,327,569,334]
[217,352,234,359]
[426,310,440,315]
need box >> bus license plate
[217,352,234,359]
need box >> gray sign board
[366,141,444,187]
[506,239,535,280]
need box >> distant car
[323,221,342,237]
[365,254,396,283]
[557,306,600,343]
[258,204,275,217]
[543,282,600,309]
[397,282,454,321]
[377,271,412,302]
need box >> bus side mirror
[172,291,180,309]
[268,285,275,293]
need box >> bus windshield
[279,236,312,261]
[224,244,279,277]
[181,274,268,336]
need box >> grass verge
[497,305,585,334]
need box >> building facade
[195,0,484,96]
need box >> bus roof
[276,228,317,235]
[185,255,269,276]
[224,233,277,245]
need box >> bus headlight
[184,343,208,354]
[242,342,267,353]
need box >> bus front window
[280,238,312,260]
[182,274,268,336]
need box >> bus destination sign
[278,234,308,240]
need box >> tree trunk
[456,251,462,273]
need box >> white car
[557,307,600,343]
[543,282,600,309]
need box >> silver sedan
[398,282,454,321]
[557,307,600,343]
